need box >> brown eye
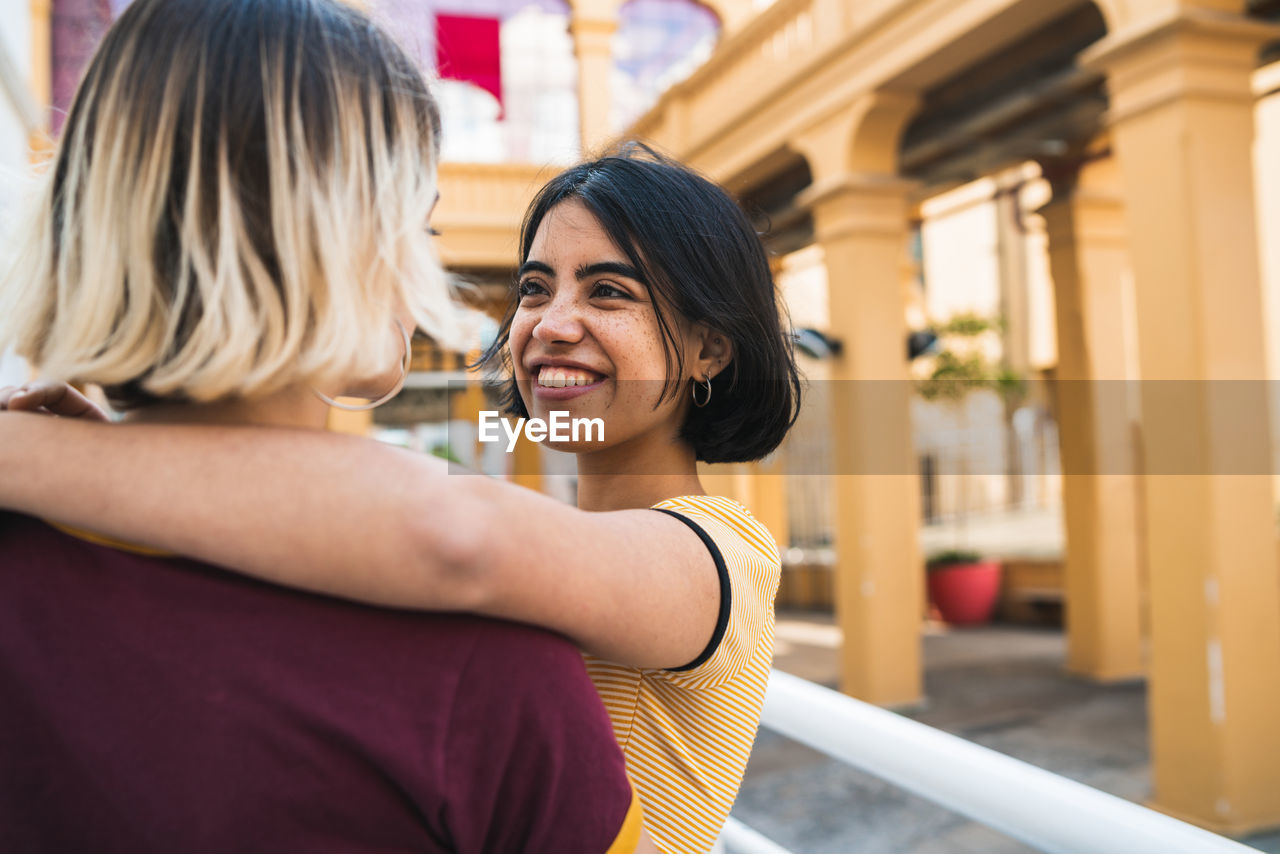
[517,280,548,299]
[592,282,629,299]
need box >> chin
[544,438,611,455]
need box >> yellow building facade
[432,0,1280,836]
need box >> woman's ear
[694,326,733,380]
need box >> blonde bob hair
[0,0,464,408]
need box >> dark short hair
[478,144,801,464]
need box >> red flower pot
[926,560,1002,626]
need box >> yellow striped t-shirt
[584,494,781,854]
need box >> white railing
[720,670,1260,854]
[716,818,794,854]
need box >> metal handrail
[721,670,1259,854]
[716,818,794,854]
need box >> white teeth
[537,366,599,388]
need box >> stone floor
[729,613,1280,853]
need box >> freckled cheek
[631,343,671,384]
[601,319,665,376]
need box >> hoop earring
[691,375,712,408]
[313,320,413,412]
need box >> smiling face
[509,198,703,455]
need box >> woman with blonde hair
[1,9,805,854]
[0,1,653,851]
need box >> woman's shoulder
[643,495,780,692]
[650,494,780,566]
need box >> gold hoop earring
[314,320,413,412]
[691,375,712,408]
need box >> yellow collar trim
[46,521,173,558]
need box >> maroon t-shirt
[0,512,636,853]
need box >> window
[372,0,577,164]
[613,0,718,133]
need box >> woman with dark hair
[485,143,799,467]
[0,146,802,853]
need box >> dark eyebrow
[516,260,554,278]
[575,262,644,283]
[516,260,645,284]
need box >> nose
[531,291,585,346]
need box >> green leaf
[926,549,985,570]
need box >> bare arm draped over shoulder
[0,415,721,669]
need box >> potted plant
[925,549,1002,626]
[914,313,1023,626]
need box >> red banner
[435,14,503,119]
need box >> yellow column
[1039,152,1145,682]
[326,406,373,436]
[993,165,1033,374]
[698,462,749,506]
[449,359,488,469]
[28,0,51,160]
[569,1,618,157]
[748,458,789,555]
[802,174,922,706]
[1084,9,1280,833]
[511,434,543,492]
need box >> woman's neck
[574,431,704,512]
[122,384,332,430]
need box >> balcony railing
[433,162,556,269]
[717,670,1258,854]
